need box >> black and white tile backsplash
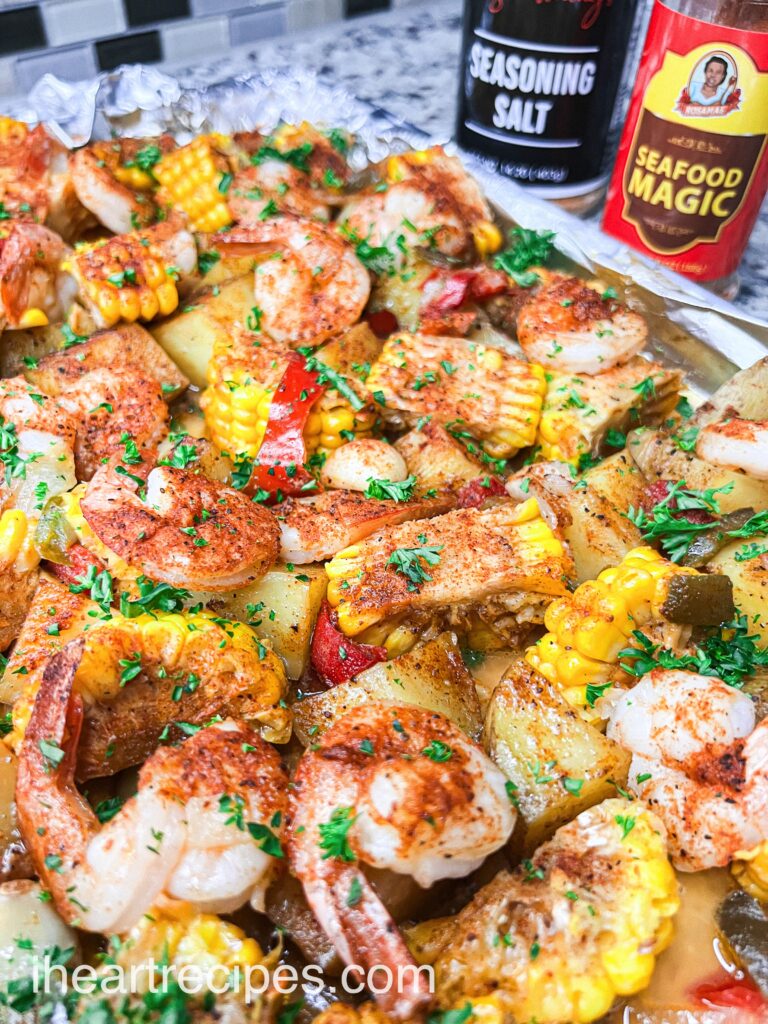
[0,0,419,97]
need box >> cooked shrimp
[70,137,174,234]
[606,669,768,871]
[695,418,768,480]
[517,276,648,375]
[0,119,89,240]
[319,439,408,492]
[288,702,515,1019]
[55,368,169,481]
[0,376,77,513]
[0,222,75,330]
[230,162,335,223]
[16,638,288,933]
[231,122,350,222]
[213,217,370,347]
[80,457,280,589]
[276,489,451,564]
[341,147,492,265]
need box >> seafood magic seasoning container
[603,0,768,296]
[456,0,641,214]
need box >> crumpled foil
[8,63,768,389]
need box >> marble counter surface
[95,1,768,323]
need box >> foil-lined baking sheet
[7,62,768,401]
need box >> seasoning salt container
[456,0,641,215]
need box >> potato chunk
[150,275,255,387]
[293,631,483,745]
[484,660,630,851]
[206,564,327,680]
[708,541,768,646]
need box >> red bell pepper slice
[46,543,108,588]
[693,974,768,1014]
[311,600,387,687]
[246,352,327,500]
[457,475,508,508]
[422,267,508,316]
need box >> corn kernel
[17,307,49,328]
[472,220,503,257]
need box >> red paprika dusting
[456,476,508,508]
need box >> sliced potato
[0,879,78,988]
[320,321,383,376]
[692,356,768,427]
[511,462,642,583]
[27,322,189,399]
[395,421,481,495]
[484,660,630,852]
[630,429,768,513]
[0,325,66,378]
[205,564,327,680]
[707,541,768,646]
[369,259,434,332]
[149,275,255,388]
[582,449,648,514]
[293,632,483,745]
[197,253,255,288]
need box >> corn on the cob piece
[70,231,181,328]
[154,135,234,232]
[202,331,377,459]
[525,546,698,718]
[7,606,290,760]
[80,900,274,1018]
[733,842,768,902]
[426,798,679,1024]
[366,332,546,460]
[537,357,681,466]
[326,497,572,644]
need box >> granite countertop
[162,0,768,324]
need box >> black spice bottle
[456,0,641,214]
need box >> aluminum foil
[8,63,768,395]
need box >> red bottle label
[603,0,768,281]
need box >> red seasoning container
[603,0,768,297]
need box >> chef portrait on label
[686,51,738,108]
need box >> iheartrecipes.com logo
[24,953,436,1002]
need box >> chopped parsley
[494,226,555,286]
[317,805,358,862]
[422,740,453,762]
[252,142,313,172]
[387,535,443,591]
[197,250,220,276]
[364,474,417,502]
[619,617,768,688]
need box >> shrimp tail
[17,638,100,919]
[306,866,432,1021]
[22,636,86,779]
